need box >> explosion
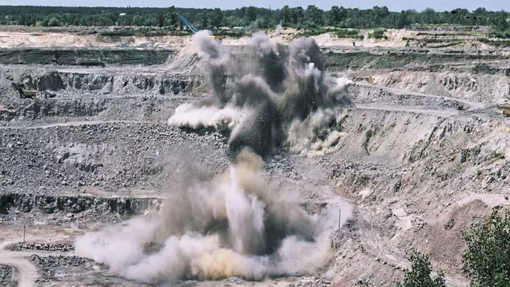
[75,150,346,283]
[168,30,354,158]
[75,31,354,284]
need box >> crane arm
[178,14,199,34]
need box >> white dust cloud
[75,150,348,283]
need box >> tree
[157,13,164,27]
[210,8,224,29]
[245,6,257,25]
[397,10,410,28]
[47,16,60,27]
[396,250,445,287]
[304,5,324,27]
[199,12,208,29]
[463,208,510,287]
[281,5,290,26]
[168,6,179,28]
[329,6,342,26]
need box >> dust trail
[75,149,351,283]
[167,30,354,158]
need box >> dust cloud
[75,149,347,283]
[168,30,354,158]
[75,30,353,284]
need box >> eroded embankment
[324,48,510,71]
[350,65,510,103]
[0,48,173,66]
[0,67,202,98]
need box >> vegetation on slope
[397,208,510,287]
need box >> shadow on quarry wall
[0,48,173,66]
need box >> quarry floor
[1,30,510,287]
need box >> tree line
[0,5,509,31]
[397,208,510,287]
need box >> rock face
[0,193,160,216]
[0,264,14,287]
[7,242,74,252]
[0,67,202,100]
[322,48,510,71]
[0,48,173,66]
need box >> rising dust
[75,149,346,283]
[75,30,354,284]
[168,30,354,158]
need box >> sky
[1,0,509,12]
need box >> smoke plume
[168,30,354,158]
[75,149,348,283]
[74,31,355,284]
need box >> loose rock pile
[30,254,94,272]
[287,278,332,287]
[7,242,74,252]
[0,264,13,287]
[30,254,94,279]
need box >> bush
[396,250,446,287]
[462,208,510,287]
[478,38,510,47]
[489,31,510,39]
[368,28,387,39]
[336,29,364,40]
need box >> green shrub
[463,208,510,287]
[489,31,510,39]
[368,28,387,40]
[478,38,510,47]
[396,250,446,287]
[336,29,364,40]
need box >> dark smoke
[169,30,354,158]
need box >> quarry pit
[0,27,510,287]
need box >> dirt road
[0,242,39,287]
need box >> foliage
[368,28,387,39]
[336,29,364,39]
[462,208,510,287]
[396,250,446,287]
[0,5,509,32]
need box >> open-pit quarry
[1,27,510,287]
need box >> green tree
[304,5,324,27]
[168,6,179,28]
[280,5,290,26]
[329,6,342,26]
[47,16,60,27]
[157,12,164,27]
[463,208,510,287]
[199,12,208,29]
[396,250,445,287]
[210,8,224,29]
[397,10,410,28]
[245,6,257,25]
